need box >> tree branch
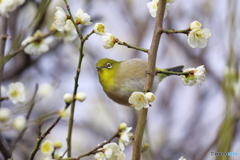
[132,0,167,160]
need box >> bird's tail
[156,65,184,82]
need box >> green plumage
[96,58,183,106]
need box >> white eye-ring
[106,63,112,69]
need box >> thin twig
[156,70,190,76]
[117,41,149,53]
[62,0,93,157]
[57,147,69,160]
[77,132,119,159]
[28,104,70,160]
[161,28,190,34]
[2,30,57,67]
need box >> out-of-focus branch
[0,17,8,108]
[2,30,56,68]
[9,84,39,154]
[0,135,11,160]
[216,1,238,160]
[132,0,167,160]
[28,104,69,160]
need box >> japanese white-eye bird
[96,58,183,106]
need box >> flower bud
[0,108,11,122]
[58,108,69,118]
[190,21,202,30]
[54,141,62,149]
[101,33,117,49]
[12,116,27,131]
[141,143,150,152]
[75,92,86,102]
[144,92,155,102]
[119,123,127,130]
[63,93,73,103]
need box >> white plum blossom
[75,92,86,102]
[74,9,92,25]
[41,140,54,155]
[118,124,133,151]
[188,21,211,48]
[128,92,149,110]
[54,7,67,32]
[0,0,25,17]
[147,0,175,18]
[0,108,12,122]
[94,23,106,35]
[94,142,126,160]
[101,33,117,49]
[147,0,158,17]
[182,65,206,86]
[12,116,27,131]
[7,82,26,104]
[53,19,78,43]
[62,19,78,42]
[21,30,53,56]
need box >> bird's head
[96,58,120,85]
[96,58,120,73]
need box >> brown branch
[132,0,167,160]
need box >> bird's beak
[96,66,105,71]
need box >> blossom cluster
[188,21,211,48]
[0,82,27,132]
[118,123,133,151]
[146,0,211,49]
[40,140,63,159]
[94,142,126,160]
[94,123,133,160]
[93,23,118,49]
[182,65,206,86]
[129,92,155,110]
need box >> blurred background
[0,0,239,160]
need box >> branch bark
[132,0,167,160]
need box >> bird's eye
[106,63,112,69]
